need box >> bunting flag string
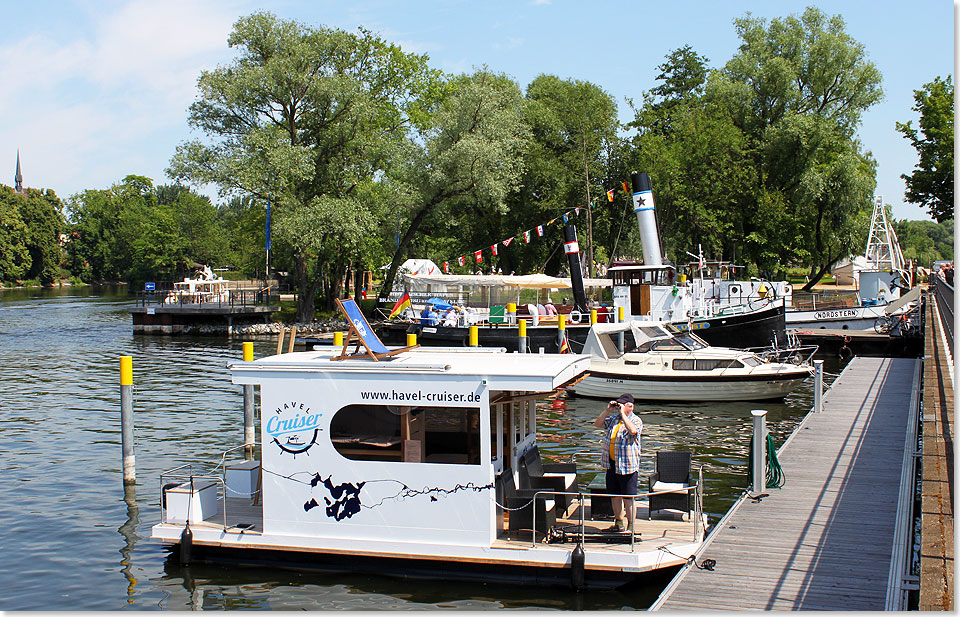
[429,181,629,270]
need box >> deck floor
[655,356,920,611]
[188,496,700,558]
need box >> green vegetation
[1,7,950,299]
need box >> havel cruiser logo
[267,401,322,456]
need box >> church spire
[14,150,23,194]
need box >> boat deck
[176,496,700,558]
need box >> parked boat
[569,321,814,402]
[163,265,230,304]
[152,345,708,590]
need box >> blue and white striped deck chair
[332,297,419,361]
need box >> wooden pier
[652,355,922,611]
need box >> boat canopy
[581,321,674,361]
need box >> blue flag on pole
[265,200,271,250]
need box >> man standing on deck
[594,393,641,532]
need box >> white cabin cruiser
[569,321,813,402]
[151,345,708,590]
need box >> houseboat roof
[230,347,590,392]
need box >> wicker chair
[500,471,556,539]
[647,450,693,520]
[520,446,578,512]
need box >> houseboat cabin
[151,347,706,590]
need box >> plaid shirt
[601,412,642,474]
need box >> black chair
[500,471,556,539]
[519,446,578,513]
[647,450,693,520]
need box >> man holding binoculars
[593,393,642,533]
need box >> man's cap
[616,393,634,404]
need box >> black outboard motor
[563,225,588,313]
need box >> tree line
[1,7,952,315]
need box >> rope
[764,433,785,488]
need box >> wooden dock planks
[654,356,920,611]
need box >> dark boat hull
[375,302,786,352]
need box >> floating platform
[129,304,279,335]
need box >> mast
[863,195,904,272]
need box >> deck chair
[647,450,693,520]
[332,297,419,361]
[501,471,556,539]
[520,446,578,512]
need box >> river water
[0,288,842,610]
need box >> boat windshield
[673,334,708,350]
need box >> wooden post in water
[813,360,824,413]
[287,325,297,353]
[750,409,767,497]
[518,318,527,353]
[276,327,286,355]
[243,342,255,459]
[120,356,135,485]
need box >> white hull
[572,370,809,401]
[786,304,887,331]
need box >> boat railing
[135,287,277,308]
[159,466,229,528]
[528,467,705,551]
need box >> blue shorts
[606,469,638,497]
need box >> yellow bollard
[120,356,133,386]
[120,356,135,485]
[242,343,255,454]
[469,325,479,347]
[407,333,417,346]
[618,306,625,323]
[590,309,598,324]
[519,319,527,338]
[558,314,566,330]
[333,331,344,347]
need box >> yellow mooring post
[120,356,135,485]
[518,318,527,353]
[590,309,598,325]
[557,314,567,353]
[469,325,479,347]
[407,333,418,347]
[243,342,255,458]
[507,302,517,324]
[333,331,344,347]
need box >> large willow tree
[168,12,436,319]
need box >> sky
[1,0,953,221]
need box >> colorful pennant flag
[559,335,569,354]
[536,225,544,237]
[503,237,513,247]
[491,243,498,256]
[458,255,465,266]
[388,292,412,319]
[575,207,581,216]
[523,230,531,243]
[606,189,615,202]
[443,261,449,273]
[474,249,483,263]
[562,213,569,223]
[622,181,630,196]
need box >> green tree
[168,12,436,320]
[897,76,954,222]
[376,69,528,304]
[0,186,30,281]
[722,7,882,287]
[0,186,64,284]
[894,218,954,266]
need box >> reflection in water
[118,484,140,606]
[0,288,845,610]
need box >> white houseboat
[151,346,707,590]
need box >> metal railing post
[750,409,767,497]
[814,359,824,413]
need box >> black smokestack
[563,224,588,313]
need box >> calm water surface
[0,288,842,610]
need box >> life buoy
[568,309,582,324]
